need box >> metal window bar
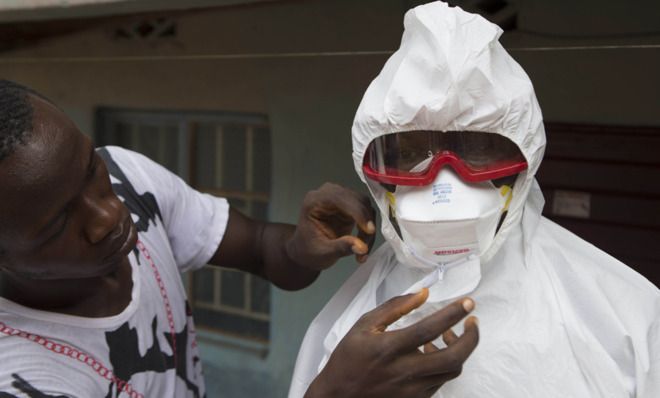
[194,301,270,322]
[244,126,254,314]
[201,121,271,325]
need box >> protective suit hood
[352,1,545,279]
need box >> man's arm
[207,183,376,290]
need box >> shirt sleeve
[103,146,230,273]
[157,169,229,273]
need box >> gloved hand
[305,290,479,398]
[285,182,377,270]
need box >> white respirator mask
[391,162,512,268]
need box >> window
[96,108,272,342]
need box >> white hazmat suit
[289,2,660,397]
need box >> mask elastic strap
[500,184,514,212]
[495,184,514,234]
[385,191,404,239]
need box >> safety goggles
[363,131,527,186]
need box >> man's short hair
[0,80,47,163]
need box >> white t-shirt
[0,146,229,398]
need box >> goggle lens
[363,131,527,186]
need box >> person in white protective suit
[290,2,660,397]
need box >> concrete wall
[1,0,658,396]
[503,35,660,126]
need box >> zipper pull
[437,263,447,281]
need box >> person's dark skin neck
[0,94,137,318]
[0,257,132,318]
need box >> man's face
[0,94,137,280]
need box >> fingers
[356,289,430,333]
[413,316,479,377]
[355,220,376,263]
[306,183,377,261]
[310,183,375,229]
[421,369,463,395]
[355,194,377,261]
[423,342,440,354]
[388,298,475,353]
[335,231,374,264]
[337,188,376,237]
[442,329,458,346]
[335,235,369,256]
[327,235,365,258]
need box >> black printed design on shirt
[0,374,68,398]
[97,148,162,234]
[104,309,200,398]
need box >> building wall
[0,0,658,396]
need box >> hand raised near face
[285,182,377,270]
[306,290,479,398]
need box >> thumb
[331,235,369,257]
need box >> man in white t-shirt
[0,80,479,397]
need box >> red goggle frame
[362,151,528,186]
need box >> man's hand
[210,182,375,290]
[306,290,479,398]
[286,183,377,270]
